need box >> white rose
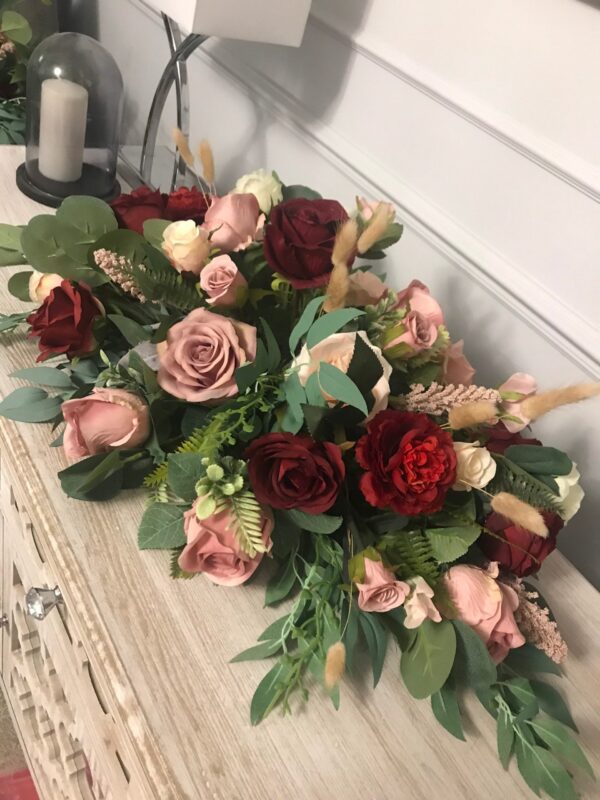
[28,270,62,303]
[403,576,442,629]
[162,220,210,275]
[555,463,584,522]
[232,169,283,214]
[292,330,392,422]
[453,441,496,491]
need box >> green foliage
[0,386,61,422]
[58,451,148,502]
[318,361,368,415]
[166,452,205,502]
[7,270,32,301]
[135,265,200,311]
[431,680,465,741]
[505,445,572,477]
[217,491,268,558]
[305,307,364,349]
[358,610,388,687]
[425,523,481,564]
[400,619,456,699]
[288,295,325,353]
[11,365,73,389]
[1,10,31,45]
[138,503,186,550]
[281,184,322,201]
[0,99,26,145]
[265,554,298,607]
[503,643,562,677]
[451,620,498,688]
[107,314,150,346]
[0,311,28,333]
[377,529,440,584]
[489,455,563,512]
[283,508,342,534]
[169,548,197,580]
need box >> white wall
[67,0,600,586]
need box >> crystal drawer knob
[0,614,8,629]
[25,586,63,620]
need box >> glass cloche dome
[17,32,123,207]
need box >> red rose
[356,410,457,515]
[165,187,210,224]
[245,432,345,514]
[27,281,102,362]
[264,198,349,289]
[486,424,542,455]
[111,186,166,234]
[481,511,563,577]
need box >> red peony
[165,186,211,225]
[245,432,345,514]
[111,186,166,234]
[27,281,102,362]
[263,198,349,289]
[356,410,457,515]
[481,511,563,577]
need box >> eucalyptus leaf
[0,222,23,252]
[497,707,515,769]
[306,308,364,349]
[108,314,150,347]
[358,611,388,687]
[0,387,61,423]
[288,295,325,353]
[138,503,186,550]
[265,555,298,606]
[11,366,72,389]
[318,362,368,415]
[528,718,593,777]
[431,681,465,741]
[250,661,288,725]
[284,508,342,534]
[401,619,456,699]
[58,451,125,501]
[530,680,578,732]
[230,640,282,663]
[1,10,32,44]
[451,619,497,688]
[7,270,33,302]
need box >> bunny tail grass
[491,492,549,538]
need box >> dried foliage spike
[521,383,600,422]
[199,138,215,185]
[357,203,391,254]
[448,400,497,430]
[514,583,567,664]
[404,383,500,415]
[324,641,346,689]
[491,492,549,538]
[172,127,195,168]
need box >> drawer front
[0,456,152,800]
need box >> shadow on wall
[58,0,99,36]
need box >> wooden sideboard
[0,147,599,800]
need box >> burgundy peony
[245,433,345,514]
[263,198,349,289]
[165,186,211,224]
[27,280,102,362]
[481,511,563,577]
[111,186,166,234]
[356,410,457,515]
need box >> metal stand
[139,14,209,191]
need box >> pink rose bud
[61,388,151,460]
[356,558,410,612]
[199,254,248,307]
[395,279,444,327]
[498,372,538,433]
[347,270,387,306]
[442,340,475,386]
[201,193,264,253]
[179,502,273,586]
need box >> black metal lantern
[16,32,123,207]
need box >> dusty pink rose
[199,255,248,307]
[201,193,264,252]
[443,340,475,386]
[347,270,387,306]
[443,563,525,663]
[385,310,438,355]
[357,196,395,224]
[293,330,392,421]
[499,372,538,433]
[179,502,273,586]
[61,388,151,460]
[403,577,442,629]
[157,308,256,403]
[356,558,410,612]
[396,279,444,327]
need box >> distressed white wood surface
[0,147,599,799]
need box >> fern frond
[378,530,440,585]
[134,267,200,311]
[218,491,268,558]
[489,456,562,513]
[169,548,197,580]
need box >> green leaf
[528,718,594,777]
[318,362,368,415]
[425,524,481,563]
[11,366,72,389]
[257,615,289,642]
[284,508,342,534]
[1,10,32,44]
[345,331,384,401]
[504,643,562,677]
[401,619,456,699]
[0,246,26,267]
[107,314,149,347]
[250,661,288,725]
[0,312,28,333]
[0,222,23,252]
[230,640,282,663]
[288,295,325,353]
[306,308,365,349]
[358,611,388,687]
[93,228,147,264]
[138,503,186,550]
[7,270,32,301]
[504,677,538,711]
[143,218,170,249]
[531,745,579,800]
[56,196,117,241]
[281,372,306,434]
[497,706,515,769]
[281,184,322,202]
[0,387,61,423]
[515,737,543,796]
[530,680,578,732]
[167,452,205,502]
[265,556,298,606]
[451,619,497,688]
[431,681,466,741]
[505,445,572,477]
[58,451,124,501]
[260,317,281,371]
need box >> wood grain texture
[0,147,599,800]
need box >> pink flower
[396,280,444,327]
[61,388,151,460]
[443,564,525,663]
[347,270,387,306]
[385,310,438,355]
[199,255,248,307]
[403,577,442,629]
[442,340,475,386]
[201,193,264,252]
[179,502,273,586]
[356,558,410,612]
[499,372,538,433]
[157,308,257,403]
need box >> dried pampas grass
[172,127,195,168]
[324,641,346,689]
[491,492,549,538]
[323,219,359,312]
[357,203,390,254]
[448,400,497,430]
[521,383,600,422]
[199,139,215,185]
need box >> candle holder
[16,32,124,208]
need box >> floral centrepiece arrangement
[0,146,598,799]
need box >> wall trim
[129,0,600,378]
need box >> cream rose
[28,270,63,303]
[232,169,283,213]
[293,330,392,421]
[453,440,497,491]
[162,220,211,275]
[555,463,584,521]
[403,577,442,629]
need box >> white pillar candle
[38,78,89,183]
